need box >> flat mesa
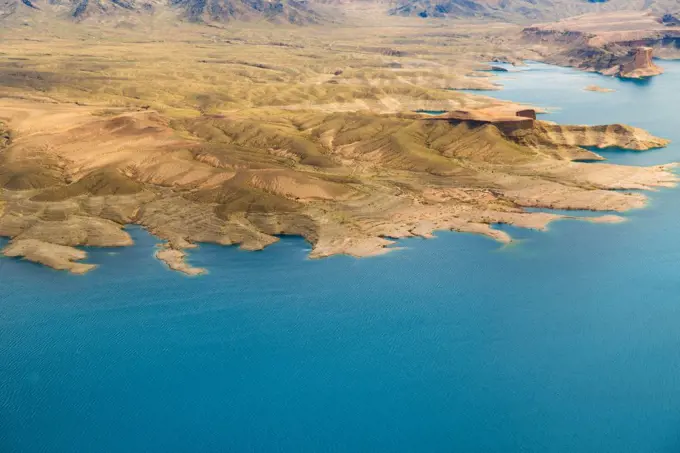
[585,85,615,93]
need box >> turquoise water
[474,61,680,166]
[3,62,680,452]
[414,109,448,115]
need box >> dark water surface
[2,62,680,453]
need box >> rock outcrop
[545,44,663,79]
[605,47,663,79]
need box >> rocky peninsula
[522,11,676,79]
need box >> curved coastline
[0,57,678,276]
[0,101,674,275]
[4,16,680,453]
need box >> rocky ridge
[0,0,324,23]
[6,0,680,25]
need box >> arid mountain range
[389,0,680,21]
[0,0,324,23]
[2,0,680,24]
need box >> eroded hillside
[0,23,675,274]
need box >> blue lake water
[3,62,680,452]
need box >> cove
[2,62,680,453]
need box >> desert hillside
[0,21,675,273]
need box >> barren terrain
[0,20,676,274]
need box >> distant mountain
[171,0,323,24]
[0,0,324,23]
[4,0,680,25]
[0,0,155,21]
[388,0,680,21]
[389,0,495,19]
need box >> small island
[585,85,616,93]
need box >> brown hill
[0,0,324,23]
